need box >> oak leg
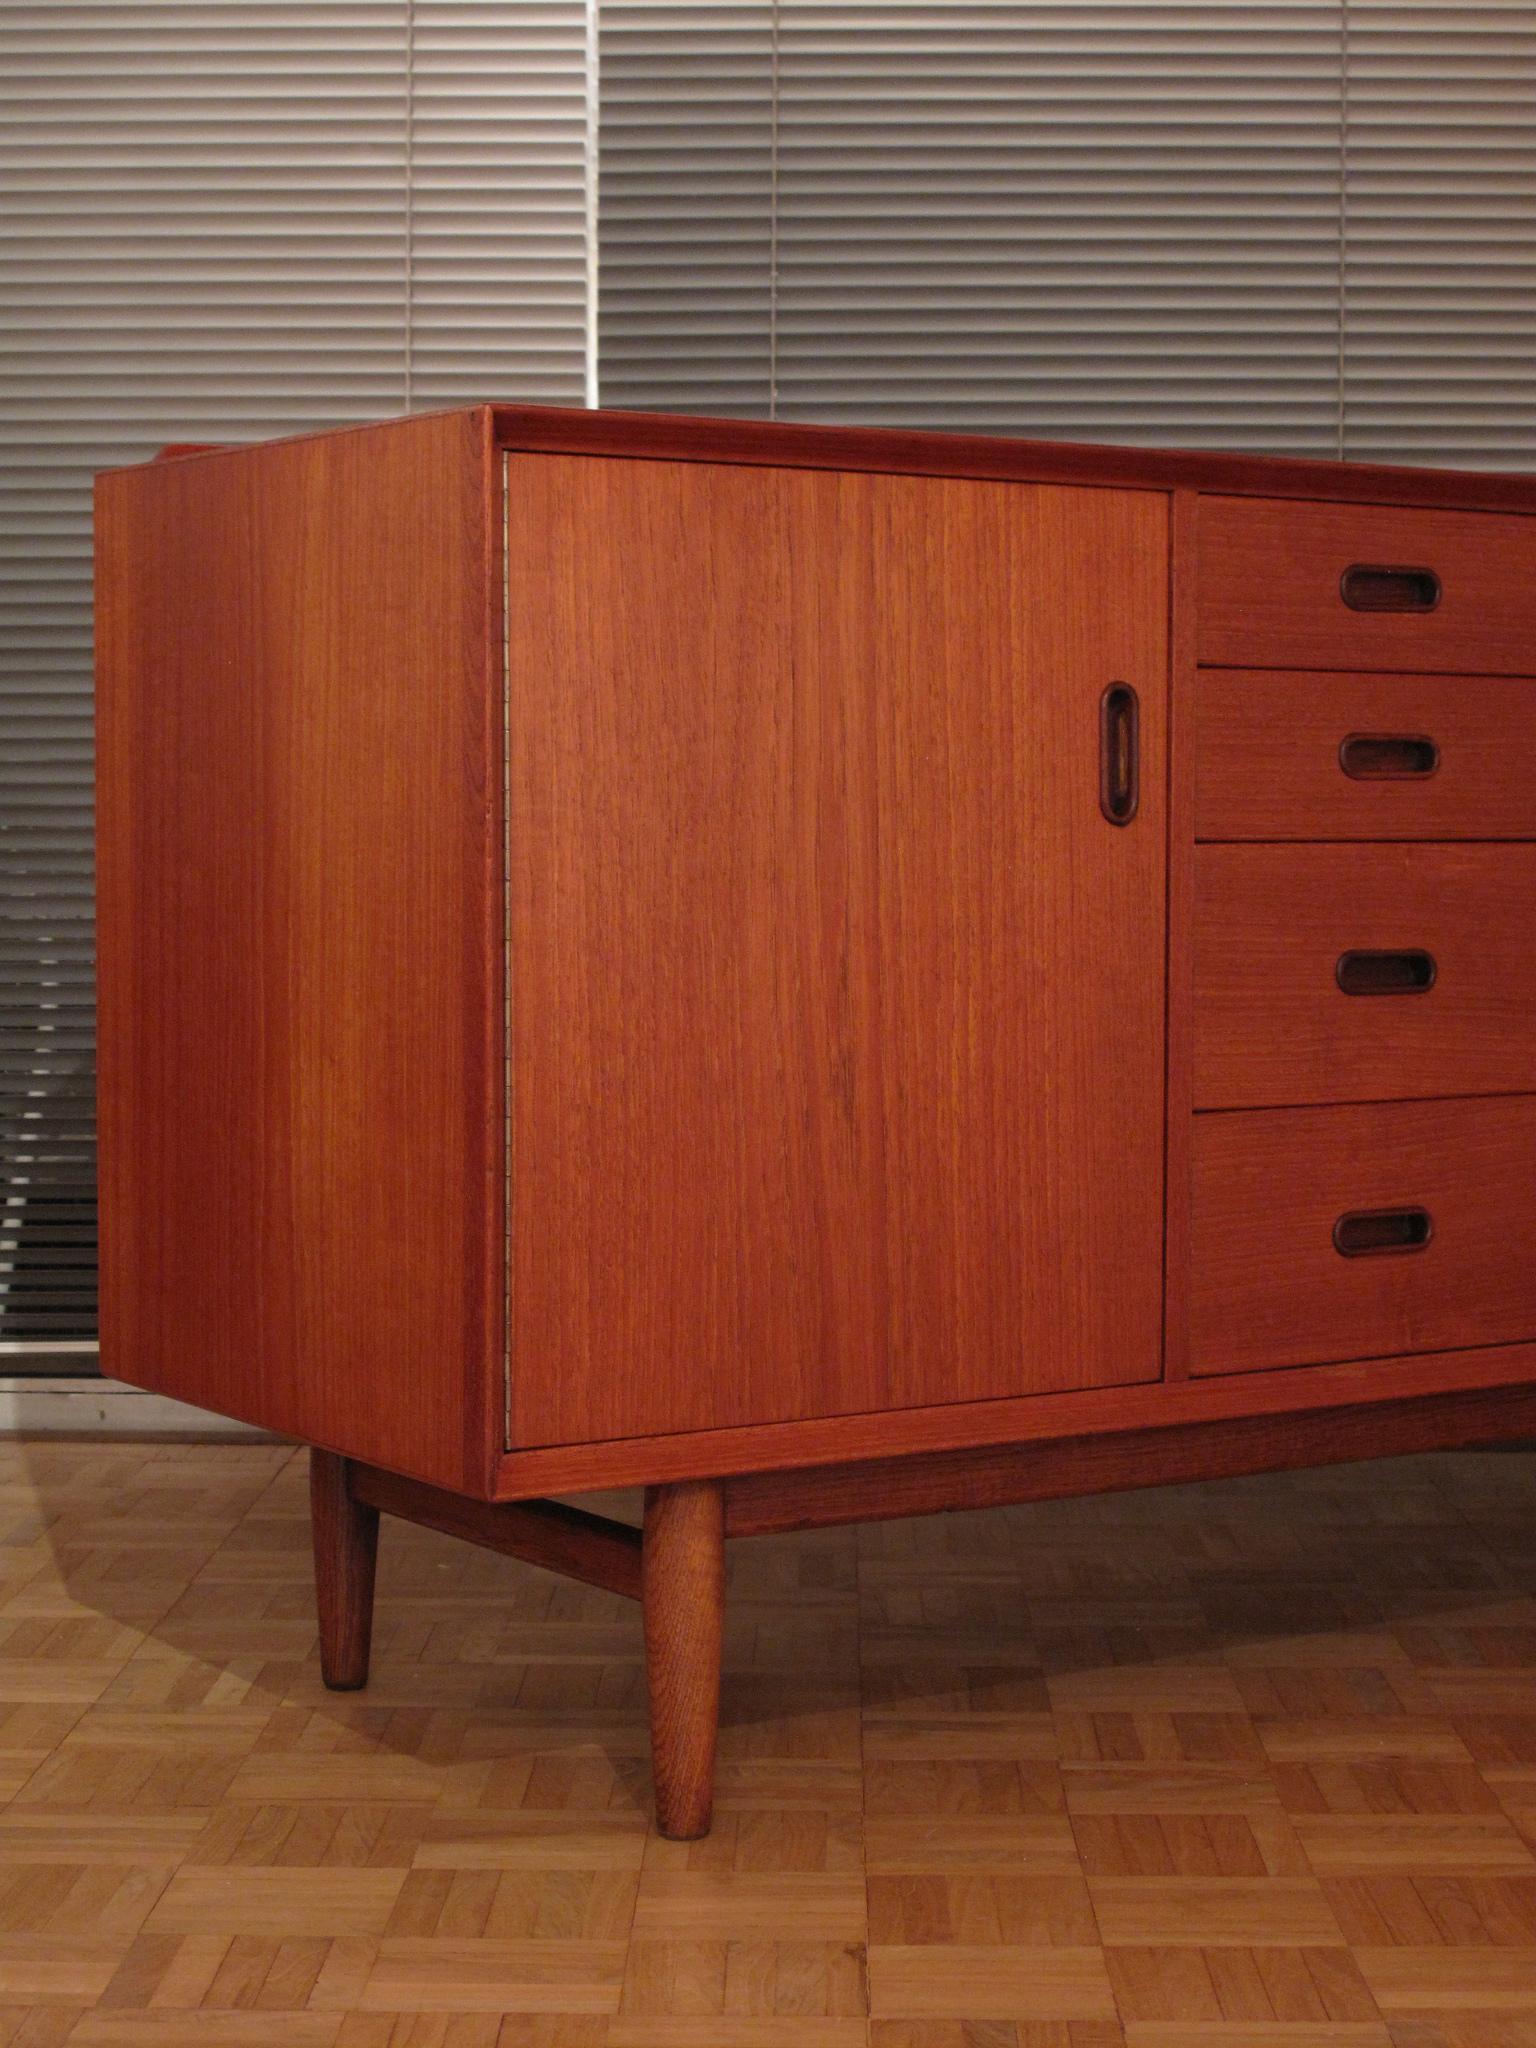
[642,1478,725,1839]
[310,1448,379,1690]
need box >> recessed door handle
[1333,1206,1434,1257]
[1339,733,1440,780]
[1336,949,1437,995]
[1100,683,1139,825]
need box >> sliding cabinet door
[506,455,1168,1444]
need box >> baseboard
[0,1377,279,1439]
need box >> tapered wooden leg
[310,1448,379,1690]
[642,1478,725,1839]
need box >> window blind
[599,1,1536,469]
[1343,3,1536,467]
[599,0,775,413]
[0,2,595,1367]
[773,2,1346,449]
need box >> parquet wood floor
[2,1440,1536,2044]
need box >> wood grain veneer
[1197,495,1536,674]
[95,408,503,1492]
[504,453,1169,1445]
[1191,1095,1536,1375]
[1196,670,1536,842]
[1194,842,1536,1109]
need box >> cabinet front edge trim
[492,1341,1536,1499]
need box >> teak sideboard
[95,405,1536,1837]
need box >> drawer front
[1196,671,1536,842]
[1198,496,1536,673]
[1195,843,1536,1108]
[1191,1096,1536,1376]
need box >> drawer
[1195,671,1536,841]
[1197,496,1536,673]
[1194,843,1536,1108]
[1191,1095,1536,1376]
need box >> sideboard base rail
[311,1377,1536,1840]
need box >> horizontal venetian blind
[600,1,1349,450]
[1342,3,1536,468]
[599,1,1536,470]
[599,0,775,414]
[773,2,1346,450]
[0,2,594,1367]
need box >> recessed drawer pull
[1340,563,1441,612]
[1339,733,1440,780]
[1335,948,1437,995]
[1332,1205,1434,1257]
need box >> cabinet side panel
[95,412,499,1491]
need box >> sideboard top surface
[105,401,1536,516]
[492,406,1536,514]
